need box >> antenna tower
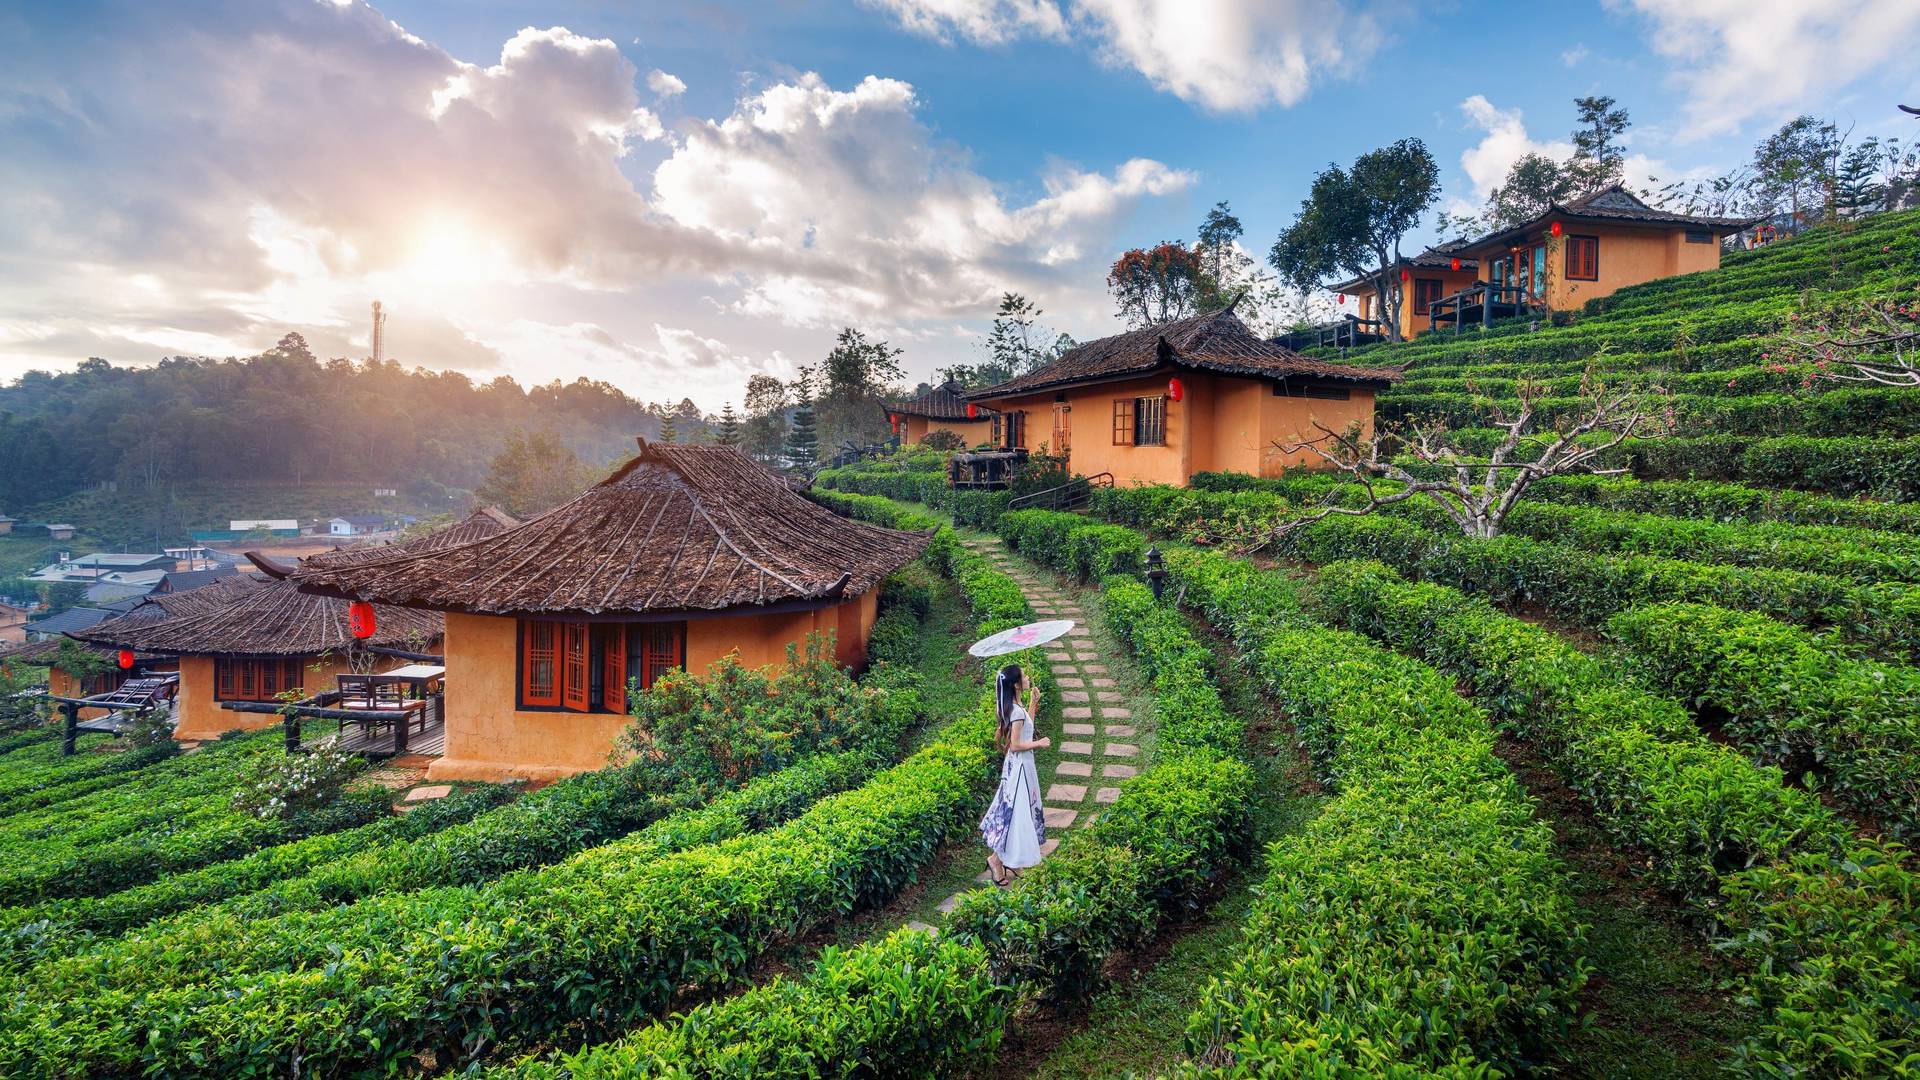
[370,300,387,363]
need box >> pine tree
[785,369,818,471]
[715,402,742,446]
[659,410,679,445]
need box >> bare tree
[1782,294,1920,387]
[1265,376,1673,541]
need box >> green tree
[1485,152,1578,230]
[1752,115,1841,227]
[785,368,819,471]
[1195,201,1243,291]
[815,329,904,451]
[1569,95,1630,194]
[713,403,742,446]
[741,374,789,464]
[473,430,592,519]
[1268,138,1441,342]
[1108,241,1209,327]
[659,411,679,445]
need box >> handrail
[1008,472,1114,511]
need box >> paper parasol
[969,620,1075,658]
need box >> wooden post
[61,701,78,756]
[283,711,300,754]
[1482,284,1492,328]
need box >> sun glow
[402,216,513,287]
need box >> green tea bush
[1610,602,1920,838]
[1165,548,1584,1074]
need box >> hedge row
[1525,473,1920,532]
[1300,558,1920,1076]
[0,738,176,809]
[496,930,1010,1079]
[0,728,278,844]
[0,782,513,971]
[1610,602,1920,839]
[811,467,1010,529]
[1380,385,1920,439]
[999,508,1145,581]
[1164,548,1584,1074]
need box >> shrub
[229,743,368,823]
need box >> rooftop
[886,380,997,422]
[967,308,1403,401]
[289,443,931,618]
[1455,184,1761,253]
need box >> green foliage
[0,663,45,736]
[228,743,370,822]
[1165,548,1584,1074]
[998,509,1145,582]
[499,930,1010,1079]
[474,429,596,519]
[1610,602,1920,838]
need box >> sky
[2,0,1916,411]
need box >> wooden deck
[322,713,445,758]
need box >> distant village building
[31,552,176,584]
[885,381,998,446]
[966,308,1401,487]
[45,524,75,541]
[231,519,299,533]
[0,601,30,646]
[0,515,15,536]
[290,444,930,782]
[327,515,389,537]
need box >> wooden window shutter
[1567,236,1599,280]
[286,659,305,696]
[216,658,235,700]
[601,624,628,714]
[237,659,258,701]
[561,622,590,712]
[1112,399,1135,445]
[641,623,685,690]
[521,619,560,707]
[260,660,279,699]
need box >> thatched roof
[1456,185,1762,254]
[967,308,1402,402]
[886,381,996,422]
[289,442,932,618]
[300,507,520,570]
[78,575,265,642]
[74,580,442,658]
[1328,243,1479,293]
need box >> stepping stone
[1074,652,1100,661]
[1040,838,1060,857]
[1061,740,1094,755]
[1095,786,1122,804]
[1102,707,1132,719]
[1103,763,1138,778]
[975,870,997,884]
[1082,813,1098,827]
[1063,706,1093,719]
[1066,626,1091,637]
[1047,783,1088,802]
[1051,664,1077,676]
[937,893,969,915]
[1057,676,1085,688]
[1083,664,1108,674]
[906,920,939,935]
[404,784,452,802]
[1105,724,1136,738]
[1096,691,1124,703]
[1057,760,1092,777]
[1104,743,1139,757]
[1063,722,1095,735]
[1090,677,1117,688]
[1062,690,1089,703]
[1044,807,1079,828]
[1046,651,1071,662]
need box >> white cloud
[1559,43,1588,67]
[866,0,1382,112]
[1610,0,1920,138]
[646,68,686,97]
[651,72,1194,327]
[1456,95,1574,204]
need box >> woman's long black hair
[994,663,1024,752]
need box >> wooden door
[561,621,590,712]
[521,620,560,707]
[1051,403,1070,456]
[600,624,627,714]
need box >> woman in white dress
[980,662,1050,886]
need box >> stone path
[921,532,1146,926]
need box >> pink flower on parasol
[968,620,1076,658]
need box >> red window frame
[213,657,305,702]
[520,618,684,712]
[1413,278,1444,315]
[1566,235,1599,281]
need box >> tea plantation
[1,210,1916,1076]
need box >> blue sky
[2,0,1915,409]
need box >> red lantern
[348,601,377,640]
[1336,292,1345,304]
[1549,220,1563,237]
[966,402,978,418]
[1167,377,1185,402]
[1450,257,1462,271]
[1400,269,1411,283]
[116,649,134,671]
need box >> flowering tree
[1265,375,1673,541]
[1108,241,1208,327]
[1774,291,1920,387]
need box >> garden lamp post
[1144,547,1167,601]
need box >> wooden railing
[1427,282,1538,332]
[1008,472,1114,511]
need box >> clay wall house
[1328,245,1480,343]
[289,444,930,783]
[885,380,997,446]
[965,308,1401,487]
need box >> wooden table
[336,665,446,754]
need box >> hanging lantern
[116,649,134,671]
[1450,257,1462,271]
[966,402,979,419]
[1167,377,1185,403]
[348,601,377,640]
[1400,269,1412,283]
[1549,220,1563,237]
[1336,292,1346,304]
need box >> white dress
[980,705,1046,869]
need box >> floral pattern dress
[979,704,1046,868]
